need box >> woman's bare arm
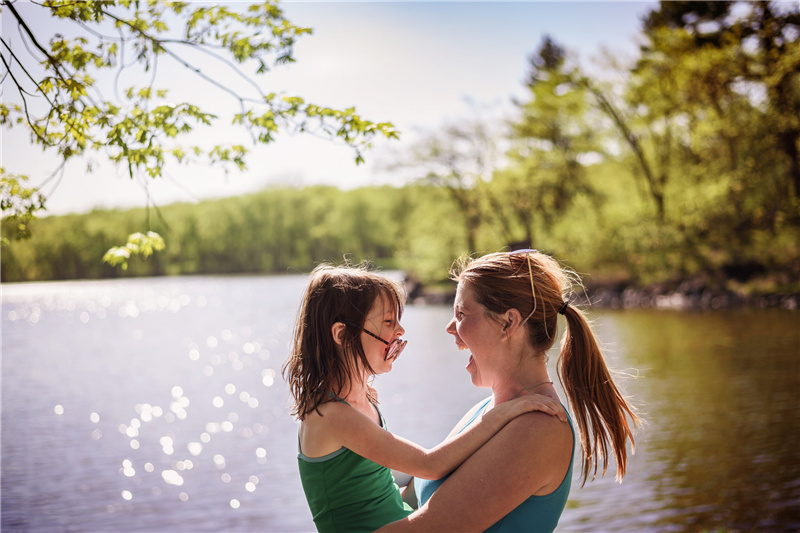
[377,411,574,532]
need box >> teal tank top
[415,397,574,533]
[298,398,413,532]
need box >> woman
[380,250,639,532]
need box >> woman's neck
[490,352,554,406]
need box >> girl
[282,263,567,533]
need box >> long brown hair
[452,251,640,485]
[282,263,406,420]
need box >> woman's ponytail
[558,305,639,485]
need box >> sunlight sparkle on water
[230,499,240,509]
[187,442,203,456]
[160,436,175,455]
[121,490,133,501]
[54,405,64,415]
[262,369,276,387]
[162,470,184,486]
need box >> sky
[2,1,657,216]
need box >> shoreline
[406,278,800,311]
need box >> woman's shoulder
[502,408,574,456]
[445,396,493,439]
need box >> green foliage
[102,231,165,270]
[0,186,411,282]
[0,0,398,246]
[0,169,46,246]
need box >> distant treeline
[2,166,798,296]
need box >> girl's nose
[397,322,405,337]
[445,316,456,335]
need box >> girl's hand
[505,392,568,422]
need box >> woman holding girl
[379,249,640,532]
[282,263,568,533]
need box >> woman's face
[446,282,504,388]
[360,292,405,375]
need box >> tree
[0,0,398,261]
[394,105,500,254]
[636,0,800,246]
[494,36,598,248]
[644,0,800,197]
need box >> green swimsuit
[298,398,413,532]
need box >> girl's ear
[331,322,346,346]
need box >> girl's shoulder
[308,397,349,419]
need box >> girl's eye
[456,311,464,319]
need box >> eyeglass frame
[341,321,407,362]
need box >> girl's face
[360,292,405,375]
[446,282,504,388]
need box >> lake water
[2,275,799,532]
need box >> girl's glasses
[342,321,407,362]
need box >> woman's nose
[445,316,456,335]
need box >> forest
[3,2,799,301]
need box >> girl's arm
[377,411,574,532]
[323,393,566,480]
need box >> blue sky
[2,1,656,215]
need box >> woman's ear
[500,308,524,340]
[331,322,346,346]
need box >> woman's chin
[466,354,478,380]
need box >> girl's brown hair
[452,251,639,485]
[282,263,406,420]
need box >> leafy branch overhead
[102,231,165,270]
[0,0,399,256]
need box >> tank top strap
[370,399,387,429]
[329,391,349,405]
[456,397,492,435]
